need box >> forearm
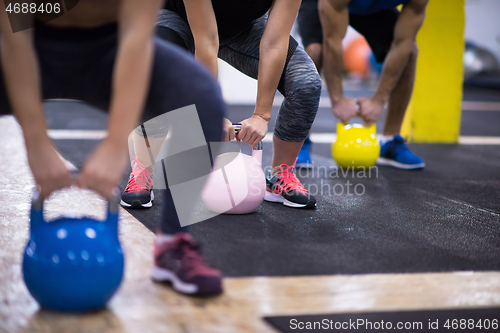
[319,0,349,105]
[322,38,345,104]
[255,43,288,121]
[373,42,414,103]
[194,43,219,77]
[107,35,154,147]
[0,34,49,145]
[184,0,219,77]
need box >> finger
[362,114,374,126]
[236,126,244,140]
[40,184,53,200]
[88,181,108,199]
[96,183,113,199]
[76,173,87,190]
[238,128,249,143]
[80,172,111,199]
[78,167,95,190]
[249,136,259,148]
[229,128,235,141]
[257,133,265,143]
[247,134,256,148]
[42,179,62,199]
[52,173,71,195]
[246,132,257,145]
[252,132,262,145]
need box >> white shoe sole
[151,265,198,294]
[264,191,309,208]
[376,157,425,170]
[120,191,154,208]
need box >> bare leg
[305,43,323,73]
[271,135,304,176]
[383,44,418,136]
[130,131,167,170]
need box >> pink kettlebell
[202,125,266,214]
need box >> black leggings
[157,10,321,142]
[0,23,225,234]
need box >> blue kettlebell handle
[31,186,120,225]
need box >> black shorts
[349,8,399,63]
[297,0,323,49]
[296,0,399,63]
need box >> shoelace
[124,153,154,192]
[390,136,410,155]
[174,238,211,272]
[274,163,307,194]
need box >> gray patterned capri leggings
[157,10,321,142]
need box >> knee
[286,66,321,122]
[190,63,225,112]
[194,70,226,134]
[300,68,322,104]
[305,43,323,70]
[197,81,226,122]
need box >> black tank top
[166,0,274,40]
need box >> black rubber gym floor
[265,307,500,333]
[45,86,500,277]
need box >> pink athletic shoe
[120,153,154,208]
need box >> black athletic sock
[158,188,190,235]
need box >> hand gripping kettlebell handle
[232,124,263,151]
[31,185,120,218]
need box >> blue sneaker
[377,135,425,169]
[296,136,312,169]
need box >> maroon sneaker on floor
[151,233,223,296]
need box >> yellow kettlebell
[332,123,380,169]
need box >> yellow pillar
[401,0,465,143]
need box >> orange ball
[344,37,371,77]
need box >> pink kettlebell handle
[232,124,263,151]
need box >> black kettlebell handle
[31,185,120,216]
[232,124,263,151]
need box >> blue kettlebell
[22,187,124,312]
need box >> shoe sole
[376,157,425,170]
[151,265,198,294]
[264,192,316,209]
[120,191,154,209]
[151,265,222,296]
